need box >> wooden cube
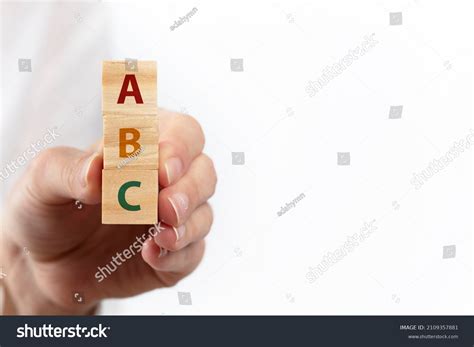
[102,60,157,116]
[103,114,159,170]
[102,170,158,224]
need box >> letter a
[117,74,144,104]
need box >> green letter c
[118,181,141,211]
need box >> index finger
[158,109,205,187]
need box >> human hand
[1,109,216,314]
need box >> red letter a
[117,74,144,104]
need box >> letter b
[119,128,140,157]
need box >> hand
[1,109,217,315]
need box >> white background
[1,0,473,314]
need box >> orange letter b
[119,128,140,157]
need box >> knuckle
[30,148,54,173]
[187,210,201,241]
[206,204,214,229]
[63,157,85,197]
[191,178,203,207]
[189,155,217,204]
[63,163,77,196]
[205,156,218,195]
[184,240,205,268]
[200,203,214,231]
[197,239,206,259]
[184,114,205,147]
[159,273,181,288]
[189,205,213,241]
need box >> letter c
[118,181,141,211]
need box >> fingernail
[168,193,189,225]
[164,157,183,185]
[81,153,98,187]
[173,225,186,241]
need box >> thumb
[24,146,102,205]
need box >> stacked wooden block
[102,60,159,224]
